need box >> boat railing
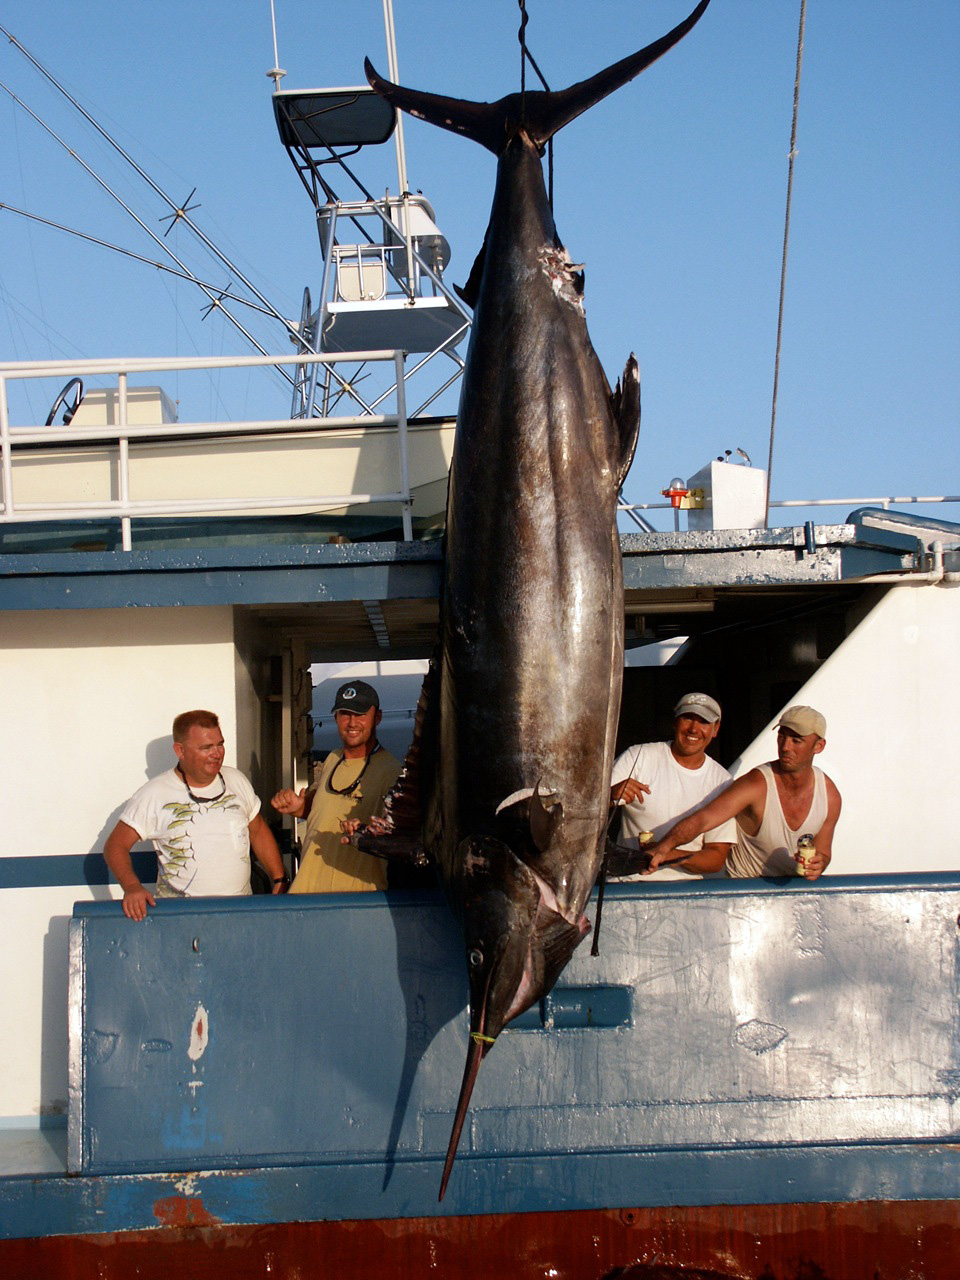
[620,494,960,521]
[0,349,429,549]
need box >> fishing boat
[1,2,957,1275]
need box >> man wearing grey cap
[609,692,736,879]
[271,680,400,892]
[646,704,841,880]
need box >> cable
[765,0,807,528]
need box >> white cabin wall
[0,605,238,1123]
[0,606,238,858]
[731,583,960,875]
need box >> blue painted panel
[69,875,960,1219]
[0,542,441,610]
[3,1144,960,1241]
[0,852,156,890]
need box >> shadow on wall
[87,734,168,884]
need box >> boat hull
[2,1200,958,1278]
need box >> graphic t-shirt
[119,765,260,897]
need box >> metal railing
[0,350,415,549]
[619,494,960,529]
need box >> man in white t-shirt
[104,709,288,920]
[608,692,736,879]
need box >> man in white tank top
[644,705,841,880]
[609,692,736,879]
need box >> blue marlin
[362,0,712,1197]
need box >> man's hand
[121,884,156,921]
[271,787,306,818]
[799,847,829,881]
[610,778,651,807]
[340,814,389,844]
[642,841,682,876]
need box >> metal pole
[382,0,409,196]
[0,375,13,519]
[394,350,413,541]
[117,373,132,551]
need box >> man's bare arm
[647,770,765,870]
[249,812,288,891]
[801,777,842,880]
[104,820,156,922]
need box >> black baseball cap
[331,680,380,714]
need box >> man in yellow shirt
[271,681,401,892]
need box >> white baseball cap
[777,705,826,738]
[673,692,721,724]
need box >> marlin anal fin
[365,1,712,156]
[612,354,641,488]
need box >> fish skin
[435,129,630,931]
[362,0,712,1197]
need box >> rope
[765,0,807,527]
[517,0,554,207]
[519,0,529,102]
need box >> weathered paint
[59,878,960,1219]
[1,1201,957,1278]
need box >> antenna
[266,0,287,92]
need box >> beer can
[795,834,816,873]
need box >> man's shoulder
[816,767,842,801]
[118,770,180,827]
[619,740,668,765]
[221,765,254,790]
[700,755,734,785]
[374,748,402,776]
[124,769,178,803]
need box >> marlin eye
[468,948,483,967]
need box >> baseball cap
[777,705,826,738]
[673,692,721,724]
[331,680,380,714]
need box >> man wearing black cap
[646,704,841,880]
[609,692,736,879]
[271,680,400,892]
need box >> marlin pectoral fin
[355,829,430,867]
[612,354,641,488]
[603,835,654,877]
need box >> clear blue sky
[2,1,957,529]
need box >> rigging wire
[0,203,276,318]
[765,0,807,528]
[517,0,553,209]
[0,25,318,380]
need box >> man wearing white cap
[646,704,841,880]
[609,692,737,879]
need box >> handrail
[0,349,418,547]
[620,495,960,515]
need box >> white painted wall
[730,583,960,875]
[0,606,240,1123]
